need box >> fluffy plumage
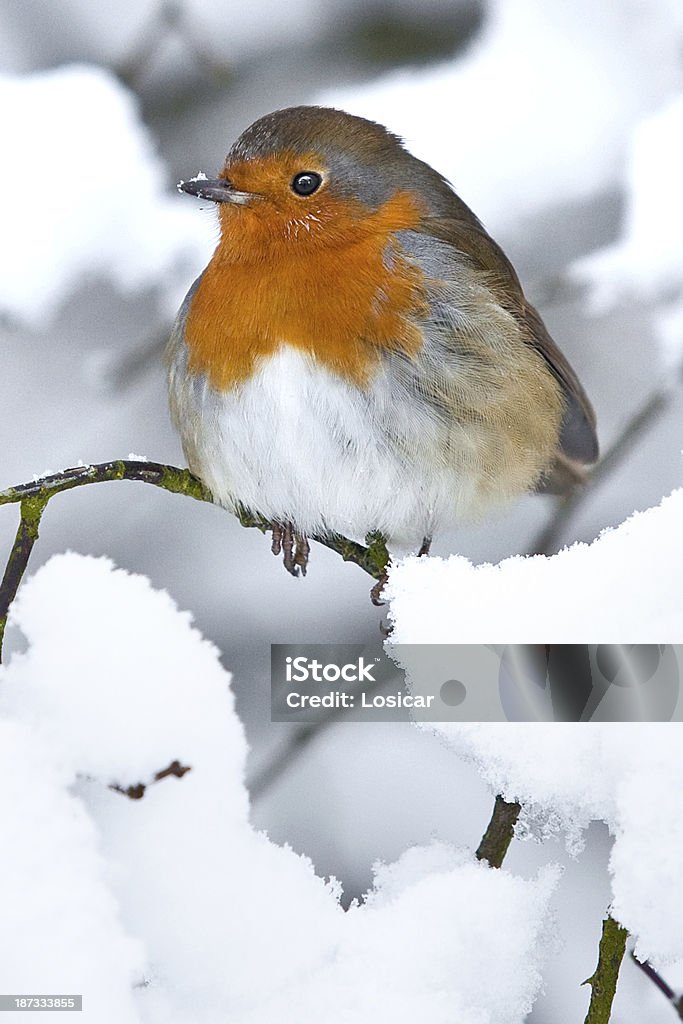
[168,106,597,547]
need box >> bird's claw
[370,571,389,606]
[418,536,432,557]
[271,522,309,577]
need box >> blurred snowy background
[1,0,683,1020]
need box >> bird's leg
[294,534,310,577]
[281,523,296,576]
[271,523,283,557]
[418,536,432,557]
[270,522,309,577]
[370,572,389,607]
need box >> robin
[168,105,598,589]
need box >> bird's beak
[178,177,256,205]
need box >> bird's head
[179,106,453,259]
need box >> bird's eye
[291,171,322,196]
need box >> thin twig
[531,384,673,556]
[475,795,521,868]
[249,724,326,802]
[109,759,192,801]
[0,460,388,662]
[631,953,683,1019]
[0,460,210,507]
[583,913,628,1023]
[0,497,48,658]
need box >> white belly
[171,346,487,547]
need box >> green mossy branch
[0,460,389,663]
[0,460,211,508]
[583,914,628,1024]
[475,795,522,868]
[0,496,48,657]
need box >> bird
[168,105,598,593]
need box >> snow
[387,487,683,644]
[252,852,559,1024]
[0,553,557,1022]
[0,65,215,327]
[0,720,145,1023]
[421,724,683,966]
[610,736,683,965]
[320,0,683,234]
[387,491,683,963]
[572,93,683,372]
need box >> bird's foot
[370,572,389,607]
[271,522,309,577]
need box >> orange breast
[183,191,429,390]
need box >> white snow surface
[0,720,145,1023]
[0,553,556,1022]
[320,0,683,234]
[387,489,683,963]
[0,65,215,327]
[387,487,683,645]
[428,723,683,965]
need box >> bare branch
[110,759,192,801]
[475,795,521,868]
[0,460,210,507]
[583,913,628,1023]
[631,953,683,1020]
[0,497,48,657]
